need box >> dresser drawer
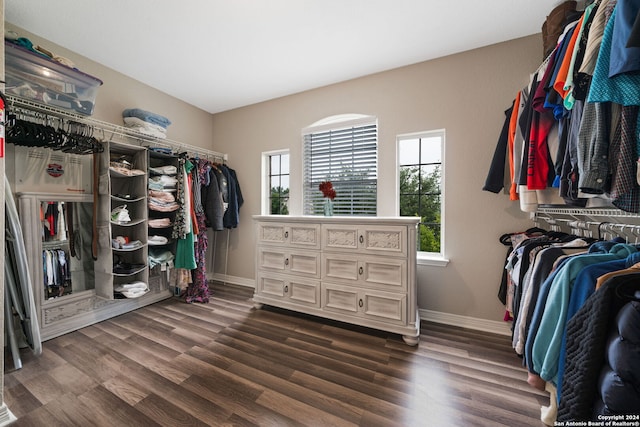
[257,272,320,308]
[258,247,320,278]
[257,221,321,249]
[322,224,407,257]
[322,253,407,292]
[322,282,407,324]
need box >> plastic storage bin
[4,41,103,116]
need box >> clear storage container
[4,41,103,116]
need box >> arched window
[302,114,378,215]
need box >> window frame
[261,149,290,215]
[397,129,448,266]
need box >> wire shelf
[536,206,640,218]
[534,205,640,240]
[5,95,227,162]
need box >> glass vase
[323,198,334,216]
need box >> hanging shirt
[588,6,640,106]
[609,0,640,77]
[553,14,585,100]
[564,2,598,110]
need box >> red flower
[319,181,336,200]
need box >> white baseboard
[208,273,255,288]
[419,309,512,336]
[0,404,17,426]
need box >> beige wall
[210,35,543,323]
[4,19,545,324]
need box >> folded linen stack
[149,175,178,191]
[149,165,177,175]
[148,248,175,269]
[148,198,179,212]
[122,108,172,139]
[148,218,171,228]
[148,165,179,211]
[114,281,148,298]
[148,235,169,246]
[148,175,178,191]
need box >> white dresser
[253,215,420,345]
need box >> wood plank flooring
[4,283,549,426]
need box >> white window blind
[303,120,377,215]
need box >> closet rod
[5,95,228,163]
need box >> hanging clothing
[610,105,640,211]
[609,0,640,76]
[488,2,640,425]
[557,273,640,421]
[579,0,612,77]
[588,5,640,106]
[185,159,210,303]
[202,163,225,231]
[174,159,196,270]
[530,243,637,386]
[221,164,243,229]
[483,102,514,194]
[172,156,189,241]
[484,0,640,213]
[564,3,597,110]
[42,249,71,298]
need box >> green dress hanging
[174,159,197,270]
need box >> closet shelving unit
[7,95,227,340]
[147,150,180,292]
[100,141,150,299]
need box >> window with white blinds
[303,116,378,215]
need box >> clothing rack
[5,95,228,163]
[533,206,640,241]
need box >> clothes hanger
[615,281,640,302]
[598,222,610,240]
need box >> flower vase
[323,198,334,216]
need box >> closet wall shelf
[112,244,147,253]
[109,169,146,178]
[111,195,145,203]
[6,95,228,163]
[42,241,68,250]
[110,218,146,227]
[536,206,640,218]
[534,206,640,239]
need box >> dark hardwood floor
[4,283,549,426]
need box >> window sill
[417,254,449,267]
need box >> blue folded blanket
[122,108,171,128]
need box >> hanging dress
[174,158,197,271]
[185,159,210,303]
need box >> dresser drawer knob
[284,285,289,293]
[359,266,363,275]
[284,231,289,239]
[359,299,363,307]
[359,235,364,244]
[285,258,289,266]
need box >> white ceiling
[5,0,562,114]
